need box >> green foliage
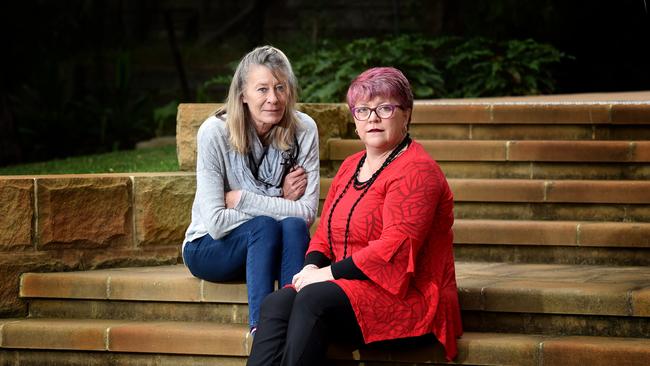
[292,35,445,102]
[196,75,233,102]
[0,146,178,175]
[195,60,239,102]
[442,37,568,97]
[153,100,179,137]
[200,35,566,103]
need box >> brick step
[27,298,250,324]
[24,298,649,340]
[454,245,650,266]
[1,319,649,366]
[322,178,650,203]
[408,102,650,126]
[308,218,650,265]
[328,139,650,163]
[454,202,650,222]
[309,218,650,248]
[0,318,249,357]
[319,178,650,221]
[325,139,650,179]
[439,219,649,266]
[374,103,650,141]
[20,263,650,325]
[0,350,246,366]
[435,161,650,180]
[453,219,650,248]
[405,123,650,141]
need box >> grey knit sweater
[183,111,320,246]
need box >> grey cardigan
[183,111,320,245]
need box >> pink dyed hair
[346,67,414,117]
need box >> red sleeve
[351,160,446,298]
[306,156,358,260]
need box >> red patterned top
[308,141,463,361]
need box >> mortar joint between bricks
[591,124,596,140]
[130,175,137,249]
[537,340,545,366]
[627,141,636,162]
[607,104,613,123]
[32,178,39,250]
[105,326,111,351]
[200,279,206,302]
[625,289,635,316]
[543,181,553,202]
[479,287,487,310]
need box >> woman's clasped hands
[291,264,334,291]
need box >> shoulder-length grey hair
[216,45,299,154]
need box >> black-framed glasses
[351,104,403,120]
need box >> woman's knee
[292,283,333,317]
[280,217,307,231]
[247,216,282,240]
[250,215,281,229]
[280,217,309,249]
[259,287,297,320]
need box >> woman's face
[352,96,410,154]
[242,64,288,137]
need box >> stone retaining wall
[0,172,196,316]
[176,103,352,171]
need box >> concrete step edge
[453,219,650,247]
[327,139,650,162]
[19,262,650,318]
[310,218,650,248]
[0,318,248,356]
[25,297,649,338]
[320,178,650,204]
[2,318,650,365]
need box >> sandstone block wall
[0,173,196,317]
[176,103,352,172]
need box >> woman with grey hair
[182,46,320,336]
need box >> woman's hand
[225,190,242,208]
[282,166,307,201]
[292,264,334,292]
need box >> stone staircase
[1,98,650,365]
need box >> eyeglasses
[351,104,403,121]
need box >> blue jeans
[182,216,310,328]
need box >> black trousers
[246,281,363,366]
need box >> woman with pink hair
[247,67,462,366]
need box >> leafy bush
[292,35,446,102]
[197,35,567,103]
[153,100,179,137]
[442,37,568,97]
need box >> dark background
[1,0,649,166]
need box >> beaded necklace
[327,134,411,260]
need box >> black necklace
[326,134,411,260]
